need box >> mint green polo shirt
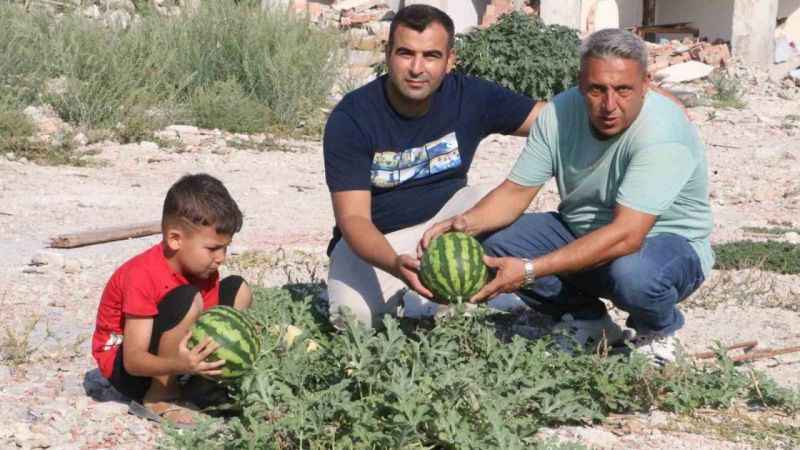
[509,87,714,275]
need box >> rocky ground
[1,66,799,449]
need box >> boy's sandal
[128,400,199,429]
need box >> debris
[63,259,83,274]
[646,40,730,76]
[31,250,65,268]
[775,36,792,64]
[654,60,714,84]
[332,0,387,13]
[789,68,800,86]
[72,132,88,147]
[730,345,800,363]
[49,220,161,249]
[692,340,758,360]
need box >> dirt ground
[1,68,799,449]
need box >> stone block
[348,49,383,66]
[690,44,731,67]
[351,35,384,51]
[334,0,388,12]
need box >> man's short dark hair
[162,173,243,236]
[388,4,455,50]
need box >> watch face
[523,260,535,285]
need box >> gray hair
[580,29,648,74]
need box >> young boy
[92,173,252,426]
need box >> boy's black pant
[109,276,246,403]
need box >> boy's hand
[177,332,226,376]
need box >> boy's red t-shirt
[92,242,220,379]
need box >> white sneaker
[551,313,625,353]
[628,333,680,367]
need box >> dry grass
[687,268,797,312]
[0,315,40,366]
[653,407,800,448]
[224,248,327,287]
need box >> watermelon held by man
[420,232,489,304]
[188,305,261,381]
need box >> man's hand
[417,214,470,258]
[393,254,434,299]
[177,333,226,377]
[469,255,526,304]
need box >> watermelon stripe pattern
[420,232,489,304]
[188,305,261,380]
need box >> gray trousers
[326,185,492,329]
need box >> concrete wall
[732,0,778,66]
[448,0,486,33]
[617,0,642,29]
[779,0,800,18]
[399,0,487,33]
[540,0,582,29]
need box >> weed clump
[709,70,747,109]
[713,240,800,274]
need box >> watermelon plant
[164,285,800,449]
[189,305,262,380]
[420,232,489,304]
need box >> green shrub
[709,70,746,109]
[114,105,168,144]
[455,12,580,100]
[713,240,800,274]
[0,2,340,136]
[190,78,270,134]
[0,107,37,155]
[163,285,800,449]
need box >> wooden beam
[49,221,162,249]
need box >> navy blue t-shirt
[324,73,535,253]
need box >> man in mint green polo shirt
[419,28,713,366]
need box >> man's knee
[606,256,672,309]
[328,298,376,330]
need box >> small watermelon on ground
[419,231,489,304]
[188,305,261,381]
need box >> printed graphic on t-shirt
[371,132,460,188]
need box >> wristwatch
[521,258,536,287]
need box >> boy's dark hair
[162,173,243,236]
[388,4,455,51]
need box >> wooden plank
[49,221,162,249]
[692,341,758,360]
[636,24,699,38]
[731,345,800,363]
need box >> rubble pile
[647,38,731,75]
[293,0,391,66]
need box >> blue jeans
[482,213,705,335]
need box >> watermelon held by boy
[419,231,489,304]
[188,305,261,381]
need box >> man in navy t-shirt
[324,4,544,329]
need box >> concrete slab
[654,60,714,84]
